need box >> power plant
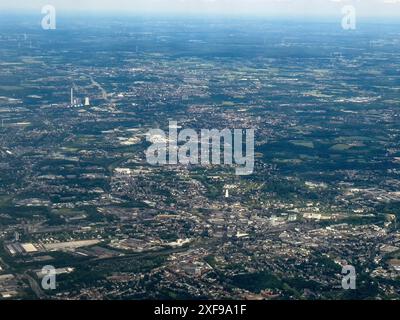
[70,87,90,107]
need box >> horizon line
[1,9,400,20]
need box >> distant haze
[1,0,400,17]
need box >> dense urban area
[0,15,400,299]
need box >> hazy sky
[1,0,400,17]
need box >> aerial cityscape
[1,1,400,302]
